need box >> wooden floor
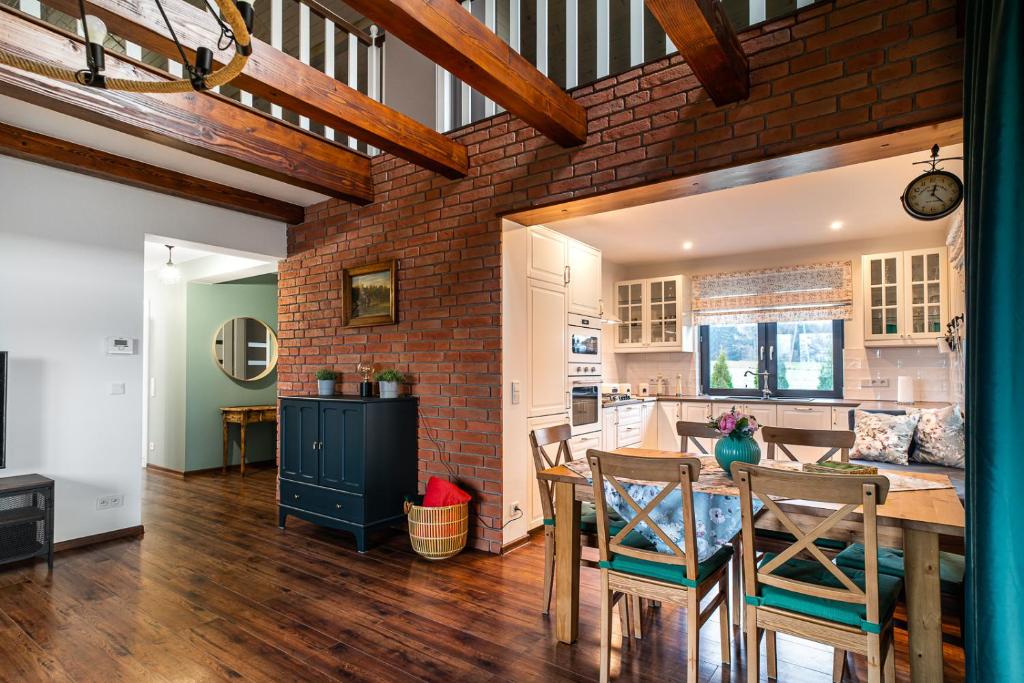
[0,468,965,682]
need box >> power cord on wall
[416,404,521,531]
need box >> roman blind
[691,261,854,325]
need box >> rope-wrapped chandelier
[0,0,254,92]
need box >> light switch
[110,382,126,395]
[511,380,521,405]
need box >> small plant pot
[379,380,400,399]
[317,379,336,396]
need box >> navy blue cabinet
[278,396,417,552]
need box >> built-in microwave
[568,313,602,365]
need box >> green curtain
[964,1,1024,680]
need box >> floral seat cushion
[850,409,921,465]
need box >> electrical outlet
[860,378,890,389]
[509,501,523,520]
[109,494,124,508]
[96,496,111,510]
[148,442,155,451]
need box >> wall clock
[901,144,964,221]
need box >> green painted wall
[185,280,277,471]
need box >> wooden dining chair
[587,449,731,682]
[528,425,642,637]
[732,463,899,683]
[762,425,855,463]
[675,420,719,454]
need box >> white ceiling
[143,240,277,282]
[0,95,329,207]
[143,241,211,270]
[549,145,964,265]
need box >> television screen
[0,351,6,469]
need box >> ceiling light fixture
[682,241,694,250]
[159,245,182,286]
[0,0,254,93]
[830,221,844,231]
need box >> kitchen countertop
[605,395,949,410]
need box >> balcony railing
[435,0,820,134]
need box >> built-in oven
[570,379,601,436]
[568,313,602,366]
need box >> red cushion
[423,476,471,507]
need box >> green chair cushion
[755,527,848,551]
[834,543,965,595]
[606,539,734,588]
[754,552,902,632]
[579,502,624,535]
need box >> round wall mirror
[213,317,279,381]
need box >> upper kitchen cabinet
[567,239,602,316]
[614,275,694,353]
[863,248,948,346]
[526,226,602,316]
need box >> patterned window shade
[692,261,854,325]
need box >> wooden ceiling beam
[645,0,749,105]
[0,7,372,203]
[340,0,588,147]
[44,0,469,178]
[0,123,306,224]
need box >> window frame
[699,320,845,399]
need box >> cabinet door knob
[293,494,300,500]
[335,503,342,509]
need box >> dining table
[536,447,965,683]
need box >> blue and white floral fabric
[565,456,763,563]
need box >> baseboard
[184,460,276,477]
[54,524,145,553]
[145,463,185,479]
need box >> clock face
[902,171,963,220]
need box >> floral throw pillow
[851,410,921,465]
[910,405,965,469]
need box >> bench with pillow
[847,407,965,501]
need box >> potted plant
[316,369,337,396]
[707,406,761,477]
[374,369,406,399]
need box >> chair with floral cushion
[528,425,648,637]
[587,449,731,683]
[733,462,898,683]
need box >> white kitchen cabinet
[613,275,694,353]
[602,406,619,451]
[617,403,643,447]
[641,401,658,448]
[863,248,948,346]
[569,430,602,461]
[682,402,713,424]
[657,401,683,451]
[527,226,568,286]
[739,403,777,450]
[567,238,602,316]
[777,404,832,431]
[527,413,571,529]
[527,279,568,418]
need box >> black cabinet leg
[278,508,287,529]
[355,529,368,553]
[47,546,53,572]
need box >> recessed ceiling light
[682,241,694,251]
[830,221,844,231]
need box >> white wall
[144,270,188,472]
[0,156,286,543]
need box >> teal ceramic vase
[714,436,761,477]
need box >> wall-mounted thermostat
[106,336,135,355]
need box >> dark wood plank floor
[0,468,965,681]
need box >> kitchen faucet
[744,369,773,399]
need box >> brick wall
[279,0,962,552]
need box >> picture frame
[342,260,397,328]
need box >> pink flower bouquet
[708,406,759,441]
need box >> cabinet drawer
[777,405,832,431]
[617,422,642,446]
[617,404,642,423]
[569,432,603,459]
[280,480,364,524]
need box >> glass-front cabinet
[862,248,948,346]
[615,275,692,352]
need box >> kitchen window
[699,320,844,399]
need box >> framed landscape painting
[342,260,397,328]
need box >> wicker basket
[404,500,469,561]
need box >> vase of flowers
[708,406,761,477]
[316,369,337,396]
[374,369,406,399]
